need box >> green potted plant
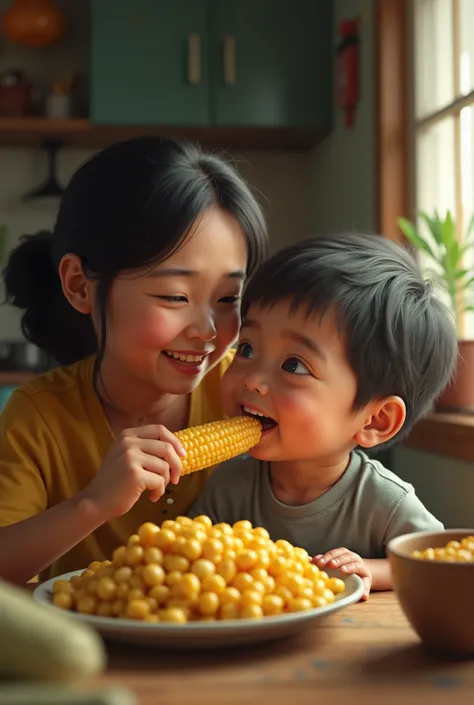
[398,209,474,412]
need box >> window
[413,0,474,334]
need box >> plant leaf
[397,209,474,326]
[462,275,474,289]
[454,268,470,280]
[419,211,444,247]
[446,237,463,271]
[441,210,457,249]
[398,217,437,259]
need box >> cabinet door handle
[223,35,236,85]
[187,33,201,85]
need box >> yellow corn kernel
[175,416,262,475]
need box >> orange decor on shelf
[1,0,65,47]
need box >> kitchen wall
[309,0,387,470]
[310,0,376,234]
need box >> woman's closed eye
[219,295,241,304]
[282,356,310,375]
[154,295,188,303]
[150,294,240,304]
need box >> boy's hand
[312,548,372,601]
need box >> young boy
[189,233,458,600]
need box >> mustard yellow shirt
[0,352,234,579]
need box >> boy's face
[221,301,376,464]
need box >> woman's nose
[187,311,217,342]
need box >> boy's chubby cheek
[277,392,317,426]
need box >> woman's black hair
[3,136,268,373]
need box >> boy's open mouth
[241,405,278,432]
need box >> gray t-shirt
[189,450,443,558]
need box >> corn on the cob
[174,416,262,475]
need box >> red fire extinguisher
[336,19,359,128]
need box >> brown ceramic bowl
[387,529,474,656]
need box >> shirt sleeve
[0,390,51,526]
[384,488,444,547]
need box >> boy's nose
[243,370,270,395]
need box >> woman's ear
[59,254,95,314]
[355,396,406,449]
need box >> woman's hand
[313,547,372,600]
[82,424,186,520]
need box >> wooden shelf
[0,117,327,151]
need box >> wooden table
[88,592,474,705]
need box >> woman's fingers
[129,424,187,457]
[137,438,183,484]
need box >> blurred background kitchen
[1,0,471,528]
[0,0,376,372]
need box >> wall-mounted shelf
[0,118,327,151]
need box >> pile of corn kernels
[412,535,474,562]
[52,516,345,623]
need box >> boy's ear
[354,396,406,449]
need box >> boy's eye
[282,357,309,375]
[237,342,253,359]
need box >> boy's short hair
[241,233,458,443]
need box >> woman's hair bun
[3,230,56,309]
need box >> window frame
[375,0,409,242]
[412,0,474,241]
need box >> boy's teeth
[243,406,265,417]
[166,351,204,363]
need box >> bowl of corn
[34,516,364,648]
[387,529,474,655]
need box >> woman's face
[103,206,248,395]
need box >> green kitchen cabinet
[90,0,332,129]
[90,0,210,126]
[210,0,332,128]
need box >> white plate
[33,569,364,649]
